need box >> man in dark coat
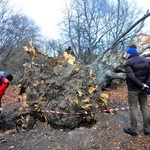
[124,45,150,136]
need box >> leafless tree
[0,0,42,69]
[43,39,63,57]
[60,0,150,89]
[60,0,144,62]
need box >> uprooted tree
[90,11,150,89]
[17,10,150,130]
[18,43,110,130]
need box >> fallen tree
[90,11,150,89]
[18,43,110,129]
[17,11,150,130]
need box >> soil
[0,83,150,150]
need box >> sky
[10,0,70,39]
[10,0,150,39]
[136,0,150,34]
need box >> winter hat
[126,45,137,54]
[5,74,13,82]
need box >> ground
[0,83,150,150]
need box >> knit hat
[5,74,13,82]
[126,46,137,55]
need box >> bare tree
[60,0,144,62]
[90,11,150,89]
[44,39,63,57]
[60,0,150,89]
[0,0,12,54]
[0,0,42,70]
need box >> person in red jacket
[0,74,13,113]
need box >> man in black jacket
[124,45,150,136]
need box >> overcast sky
[10,0,150,39]
[10,0,70,39]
